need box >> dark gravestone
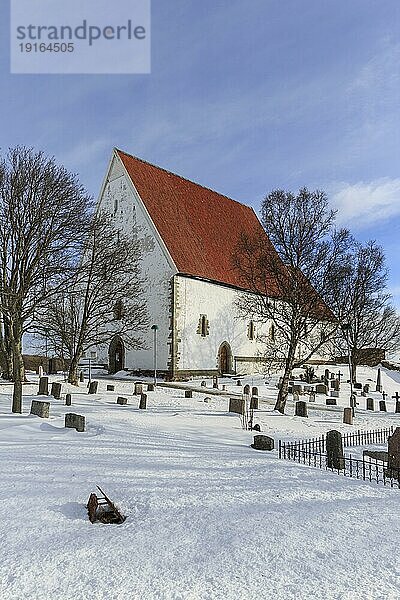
[201,381,207,387]
[185,390,193,398]
[117,397,127,405]
[236,380,242,386]
[65,394,72,407]
[65,413,85,432]
[134,383,143,395]
[79,371,84,383]
[379,400,387,412]
[252,423,261,432]
[212,376,218,389]
[324,369,330,380]
[107,384,115,392]
[243,384,250,396]
[315,383,328,395]
[229,397,245,415]
[326,430,345,470]
[222,384,227,391]
[326,398,337,406]
[293,390,300,403]
[387,427,400,475]
[51,382,62,399]
[88,381,98,395]
[353,382,362,390]
[139,393,147,409]
[30,400,50,418]
[366,397,374,411]
[333,379,340,392]
[48,358,57,375]
[363,384,370,394]
[251,435,274,451]
[295,401,308,418]
[38,377,49,396]
[250,396,259,410]
[147,383,155,392]
[293,384,303,394]
[252,386,258,397]
[330,390,339,398]
[343,407,353,425]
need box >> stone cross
[392,392,400,413]
[337,370,343,382]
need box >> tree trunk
[68,346,83,386]
[11,333,25,413]
[274,340,297,414]
[351,356,357,384]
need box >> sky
[1,1,399,304]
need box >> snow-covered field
[1,365,400,600]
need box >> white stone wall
[175,275,270,374]
[95,154,176,371]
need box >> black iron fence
[278,426,399,489]
[279,426,395,457]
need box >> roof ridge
[115,148,255,212]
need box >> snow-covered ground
[0,364,399,600]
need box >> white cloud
[330,178,400,228]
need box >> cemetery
[0,361,399,599]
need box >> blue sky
[1,1,399,303]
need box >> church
[95,148,287,379]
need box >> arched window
[248,320,255,340]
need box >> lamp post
[342,323,355,415]
[151,325,158,387]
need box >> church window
[113,299,125,320]
[197,314,209,337]
[248,320,255,340]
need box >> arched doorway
[218,342,233,375]
[108,336,125,374]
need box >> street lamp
[342,323,355,415]
[151,325,158,387]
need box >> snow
[0,364,400,600]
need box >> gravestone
[326,398,337,406]
[147,383,155,392]
[65,413,85,432]
[366,398,374,411]
[229,397,245,415]
[38,376,49,396]
[330,380,336,389]
[38,365,44,378]
[88,381,98,395]
[107,384,115,392]
[213,376,219,389]
[117,397,127,405]
[243,384,250,396]
[330,373,335,380]
[363,384,370,394]
[252,423,261,432]
[222,384,227,391]
[315,383,328,395]
[330,390,339,398]
[252,386,258,397]
[293,390,300,403]
[250,396,259,410]
[324,369,330,380]
[30,400,50,418]
[379,400,387,412]
[309,391,316,403]
[387,427,400,477]
[51,382,62,399]
[134,383,143,395]
[236,380,242,386]
[185,390,193,398]
[79,371,84,382]
[204,397,210,403]
[65,394,72,407]
[343,407,353,425]
[201,381,207,387]
[326,430,345,470]
[295,401,308,417]
[139,393,147,409]
[293,384,303,394]
[251,435,274,451]
[353,382,362,390]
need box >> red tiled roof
[117,149,280,292]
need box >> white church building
[95,148,285,379]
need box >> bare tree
[234,188,348,413]
[324,238,400,381]
[0,147,91,412]
[0,313,13,380]
[36,212,148,385]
